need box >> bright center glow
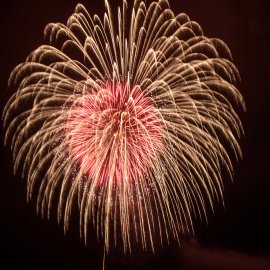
[66,83,163,186]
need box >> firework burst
[3,0,245,254]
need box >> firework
[3,0,245,254]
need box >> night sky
[0,0,269,269]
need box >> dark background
[0,0,269,269]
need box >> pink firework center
[66,83,164,186]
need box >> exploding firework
[3,0,245,254]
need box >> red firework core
[66,83,163,186]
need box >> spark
[3,0,245,255]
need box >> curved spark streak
[3,0,245,253]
